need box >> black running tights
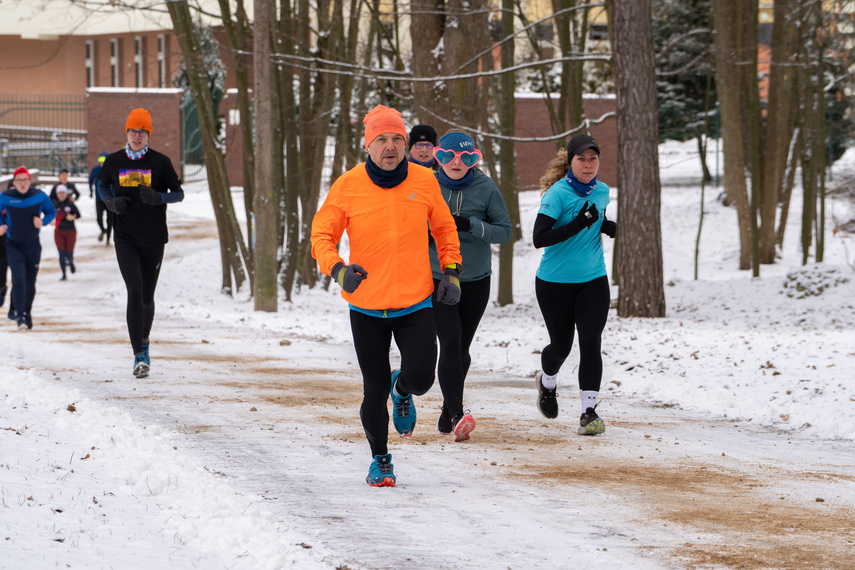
[115,242,163,354]
[350,308,437,457]
[535,275,610,391]
[431,276,491,416]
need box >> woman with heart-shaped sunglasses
[428,130,512,442]
[531,134,617,437]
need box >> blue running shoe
[133,352,150,378]
[366,453,396,487]
[141,339,150,366]
[390,369,416,437]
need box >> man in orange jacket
[311,105,462,488]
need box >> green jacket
[429,169,512,282]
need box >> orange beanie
[126,108,152,136]
[363,105,407,147]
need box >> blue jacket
[0,187,57,244]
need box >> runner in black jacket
[97,108,184,378]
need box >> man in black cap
[407,124,438,169]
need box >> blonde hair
[539,148,570,194]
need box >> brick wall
[86,89,183,178]
[514,95,617,191]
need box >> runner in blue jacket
[0,166,56,330]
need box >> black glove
[332,262,368,294]
[106,196,130,214]
[138,185,163,206]
[570,201,599,232]
[453,215,470,232]
[601,218,616,238]
[436,264,462,305]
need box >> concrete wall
[86,89,183,178]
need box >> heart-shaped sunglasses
[434,148,482,168]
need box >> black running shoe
[438,404,453,434]
[578,406,606,435]
[535,372,558,419]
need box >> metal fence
[0,94,88,176]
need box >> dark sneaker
[578,407,606,435]
[142,339,150,365]
[133,353,150,378]
[437,404,453,434]
[390,370,416,436]
[98,230,106,242]
[451,411,475,442]
[366,453,396,487]
[8,310,17,322]
[535,372,558,419]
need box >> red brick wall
[86,89,183,178]
[514,95,617,191]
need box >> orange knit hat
[126,108,152,136]
[363,105,407,147]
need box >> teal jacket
[429,169,512,282]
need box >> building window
[157,34,166,88]
[134,36,144,87]
[85,40,95,88]
[110,38,120,87]
[590,24,608,41]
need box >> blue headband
[438,132,476,152]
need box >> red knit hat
[363,105,407,148]
[126,108,152,136]
[13,166,30,180]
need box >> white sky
[0,0,231,38]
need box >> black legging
[96,200,114,240]
[6,239,41,316]
[350,307,437,457]
[431,276,491,416]
[535,275,610,392]
[115,242,164,354]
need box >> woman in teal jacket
[532,134,617,436]
[429,131,512,441]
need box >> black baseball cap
[566,134,600,156]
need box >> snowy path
[2,213,854,569]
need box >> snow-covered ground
[2,142,854,569]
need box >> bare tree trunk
[740,1,761,277]
[497,0,517,307]
[613,0,665,318]
[775,129,800,249]
[712,0,752,270]
[167,0,249,295]
[276,0,302,300]
[410,0,445,126]
[253,0,278,311]
[759,0,798,264]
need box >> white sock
[581,391,599,413]
[540,371,558,390]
